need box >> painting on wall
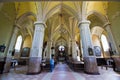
[88,47,94,56]
[94,46,101,56]
[0,44,6,53]
[21,47,30,57]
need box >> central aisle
[42,62,85,80]
[51,63,76,80]
[1,62,119,80]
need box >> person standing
[50,55,54,72]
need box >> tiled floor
[0,62,120,80]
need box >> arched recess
[87,10,119,56]
[16,12,36,24]
[92,34,103,57]
[55,36,67,51]
[19,35,32,58]
[87,11,108,28]
[55,37,68,61]
[91,26,110,58]
[16,12,36,39]
[22,35,32,48]
[101,34,110,57]
[15,35,23,52]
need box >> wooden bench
[96,58,113,70]
[112,57,120,71]
[72,61,84,71]
[68,57,84,71]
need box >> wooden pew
[112,57,120,71]
[68,57,84,71]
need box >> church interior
[0,1,120,80]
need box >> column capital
[13,24,20,29]
[34,21,46,28]
[13,25,20,34]
[78,20,91,28]
[79,20,91,25]
[14,23,22,29]
[103,22,111,28]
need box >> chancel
[0,1,120,80]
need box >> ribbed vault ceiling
[0,1,109,46]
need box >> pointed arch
[23,35,32,48]
[52,24,71,40]
[91,26,104,38]
[16,12,35,39]
[15,35,23,52]
[16,12,36,27]
[55,37,67,47]
[86,11,109,25]
[101,34,109,52]
[45,3,77,22]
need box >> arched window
[15,35,22,52]
[101,34,109,51]
[59,45,65,51]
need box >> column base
[27,57,41,75]
[84,56,99,75]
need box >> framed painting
[94,46,101,56]
[21,47,30,57]
[0,44,6,52]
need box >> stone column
[46,41,52,60]
[99,40,105,57]
[43,45,47,59]
[27,21,45,74]
[4,26,19,73]
[79,20,99,74]
[52,42,55,55]
[76,43,80,57]
[68,40,71,55]
[72,39,77,60]
[104,23,119,55]
[79,20,93,56]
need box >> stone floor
[0,62,120,80]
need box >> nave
[1,1,120,76]
[0,63,120,80]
